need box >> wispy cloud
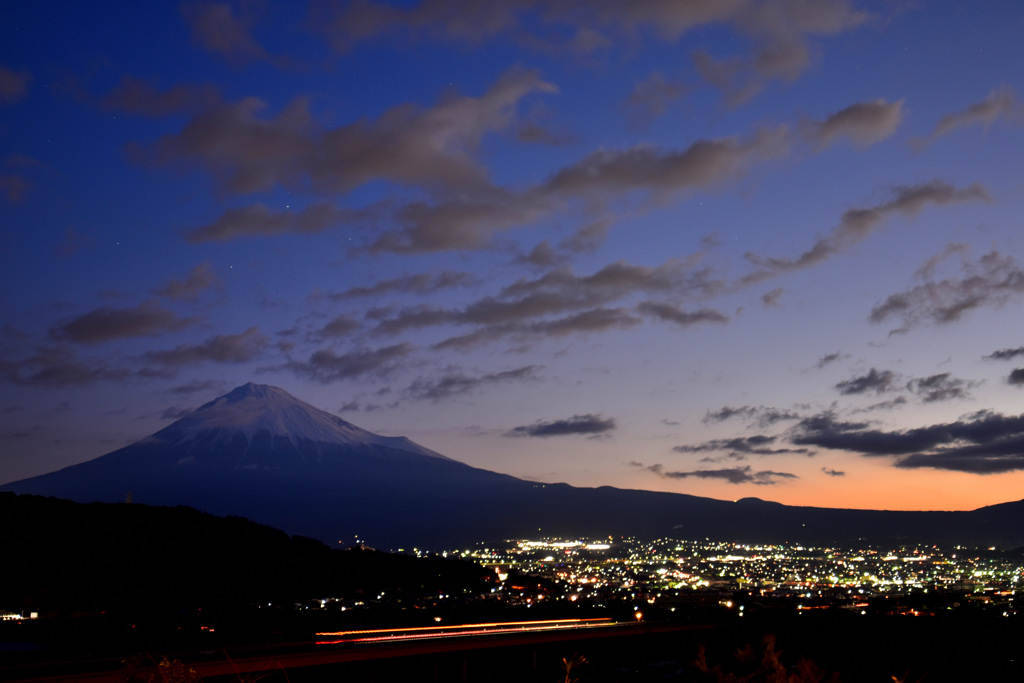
[505,414,615,438]
[743,181,990,284]
[0,64,31,104]
[370,123,790,253]
[835,368,897,395]
[167,379,223,395]
[366,258,725,350]
[51,302,197,344]
[286,343,413,383]
[405,365,541,401]
[760,288,784,307]
[673,435,811,457]
[802,98,905,149]
[906,373,976,403]
[143,327,268,367]
[984,346,1024,362]
[871,250,1024,331]
[815,351,845,368]
[0,173,30,203]
[323,271,476,301]
[321,0,869,106]
[648,463,798,485]
[100,75,220,117]
[185,203,350,243]
[791,409,1024,473]
[2,346,128,386]
[624,70,688,128]
[152,263,219,301]
[636,302,729,328]
[912,85,1022,149]
[180,1,280,67]
[142,67,554,197]
[702,405,802,428]
[695,0,870,104]
[313,315,360,340]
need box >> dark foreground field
[4,494,1022,681]
[3,609,1023,682]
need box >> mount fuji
[4,383,1024,549]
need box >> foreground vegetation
[3,494,1023,682]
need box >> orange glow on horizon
[622,461,1024,513]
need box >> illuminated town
[4,531,1024,682]
[406,537,1023,617]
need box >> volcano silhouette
[5,383,1024,549]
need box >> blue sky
[2,0,1024,511]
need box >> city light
[418,536,1022,618]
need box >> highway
[316,616,617,644]
[2,618,710,682]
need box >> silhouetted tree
[694,635,840,683]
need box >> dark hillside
[0,492,492,617]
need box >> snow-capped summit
[148,382,453,464]
[9,383,1022,550]
[0,381,508,546]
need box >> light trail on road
[316,618,615,644]
[5,619,710,682]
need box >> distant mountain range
[4,382,1024,549]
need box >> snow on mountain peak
[153,383,452,461]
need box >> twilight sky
[2,0,1024,511]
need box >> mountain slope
[138,381,456,466]
[4,383,1024,549]
[1,382,539,547]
